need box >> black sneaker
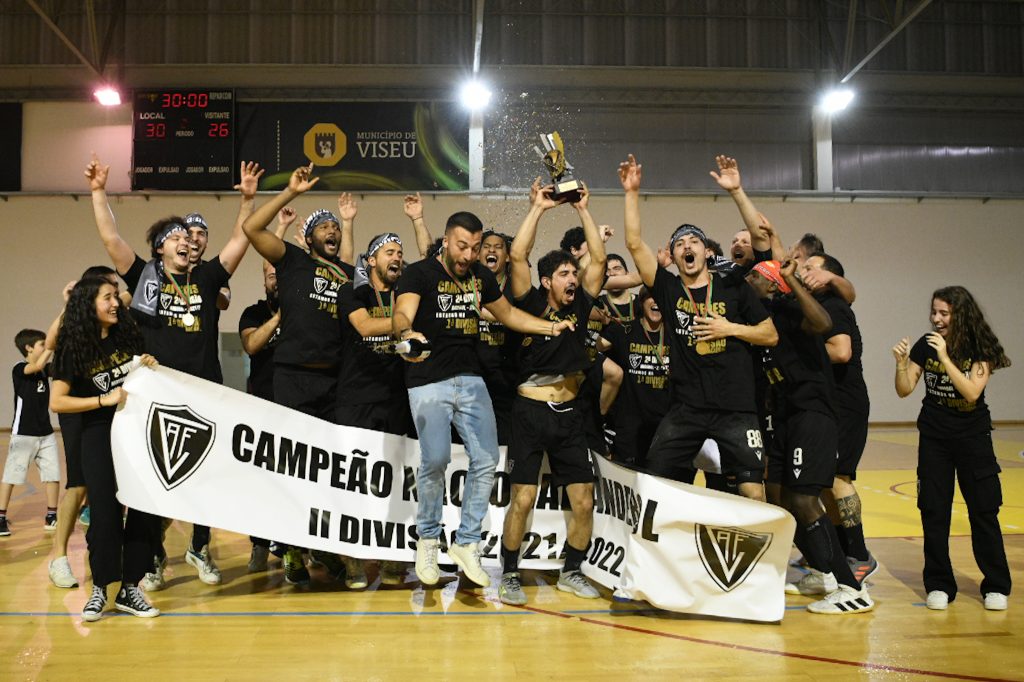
[0,517,9,536]
[44,512,57,531]
[115,584,160,618]
[82,585,107,622]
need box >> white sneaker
[807,584,875,614]
[785,569,838,596]
[448,542,490,587]
[557,570,600,599]
[185,545,222,585]
[140,556,168,592]
[49,556,79,588]
[984,592,1008,611]
[415,538,441,586]
[926,590,949,610]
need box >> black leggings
[80,420,162,587]
[918,433,1011,599]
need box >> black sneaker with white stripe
[82,585,107,622]
[807,584,875,614]
[115,584,161,618]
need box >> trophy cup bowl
[536,132,583,203]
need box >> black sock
[844,523,869,562]
[798,517,834,574]
[501,543,520,573]
[808,515,860,589]
[46,507,57,515]
[833,524,849,556]
[0,509,7,518]
[563,542,588,573]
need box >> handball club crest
[147,404,216,490]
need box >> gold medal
[181,313,196,327]
[695,340,711,355]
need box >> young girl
[50,277,161,621]
[892,286,1012,611]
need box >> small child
[0,329,60,536]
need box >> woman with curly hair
[50,277,161,622]
[892,285,1012,612]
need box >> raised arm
[618,155,658,288]
[403,193,433,259]
[510,179,560,299]
[574,185,606,298]
[275,207,297,239]
[801,266,857,305]
[85,154,136,274]
[337,193,357,264]
[757,212,788,261]
[710,155,770,253]
[892,336,923,397]
[780,260,832,335]
[217,161,264,275]
[241,164,319,264]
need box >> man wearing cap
[85,155,264,588]
[392,209,575,589]
[619,154,777,501]
[745,259,874,614]
[241,165,356,585]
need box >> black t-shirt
[819,293,870,418]
[337,283,404,405]
[759,297,836,421]
[394,257,502,389]
[11,363,53,436]
[273,242,354,367]
[514,286,596,384]
[651,267,769,412]
[910,335,991,438]
[123,255,230,382]
[54,336,134,427]
[238,299,279,402]
[476,280,518,393]
[603,322,670,423]
[598,293,641,326]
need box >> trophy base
[552,177,582,203]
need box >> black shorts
[766,410,838,494]
[835,410,869,479]
[507,396,597,487]
[273,364,337,421]
[484,376,515,447]
[335,399,413,437]
[646,405,765,484]
[581,358,608,455]
[57,412,85,489]
[612,415,662,467]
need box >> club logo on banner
[695,524,773,592]
[147,403,216,490]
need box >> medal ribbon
[164,269,194,319]
[642,323,668,371]
[438,256,481,315]
[602,293,635,325]
[312,255,350,285]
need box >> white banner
[112,365,795,622]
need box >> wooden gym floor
[1,426,1022,681]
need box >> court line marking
[486,595,1019,682]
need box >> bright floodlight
[820,88,854,113]
[94,86,122,106]
[459,80,492,111]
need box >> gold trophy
[535,132,582,202]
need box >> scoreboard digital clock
[131,89,234,191]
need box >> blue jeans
[408,375,499,546]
